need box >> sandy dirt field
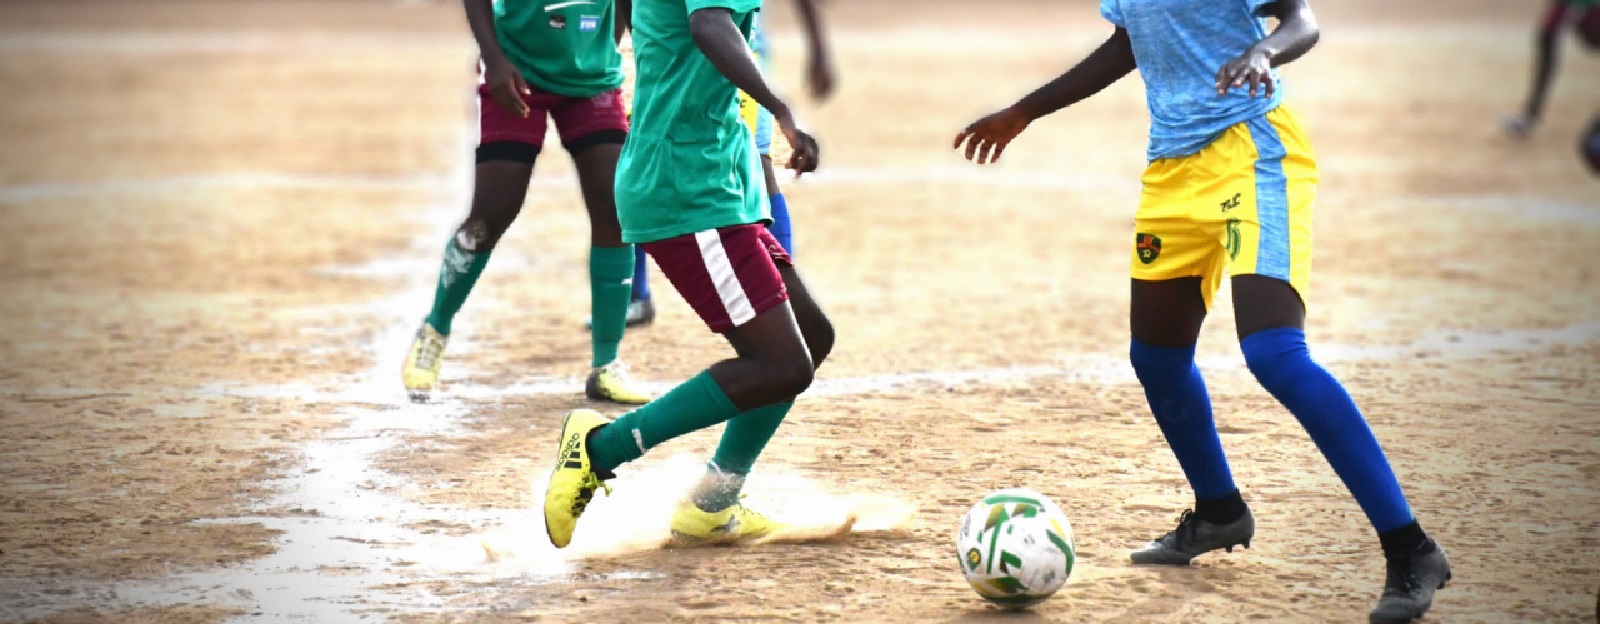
[1,0,1597,622]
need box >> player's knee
[803,316,835,368]
[1128,340,1196,386]
[454,217,506,253]
[1240,327,1310,390]
[764,351,816,399]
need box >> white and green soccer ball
[955,488,1076,608]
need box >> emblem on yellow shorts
[1136,233,1162,264]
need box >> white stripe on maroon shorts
[695,229,758,327]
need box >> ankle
[1378,521,1430,556]
[1194,490,1247,524]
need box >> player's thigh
[552,89,628,159]
[775,258,832,366]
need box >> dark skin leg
[457,160,535,252]
[1131,275,1306,344]
[1231,274,1305,339]
[706,264,834,411]
[760,155,780,195]
[1130,277,1208,348]
[570,142,627,248]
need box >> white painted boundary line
[3,169,1595,228]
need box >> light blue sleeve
[1099,0,1125,27]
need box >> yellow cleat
[585,361,651,405]
[543,409,613,549]
[669,500,787,546]
[401,323,448,402]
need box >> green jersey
[493,0,624,97]
[615,0,768,244]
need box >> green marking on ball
[1047,529,1075,577]
[982,494,1044,507]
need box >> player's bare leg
[1126,277,1257,565]
[572,139,649,405]
[403,155,533,401]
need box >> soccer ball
[954,488,1076,608]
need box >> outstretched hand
[953,107,1032,165]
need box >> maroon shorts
[476,79,627,153]
[641,224,792,333]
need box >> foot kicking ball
[955,488,1076,608]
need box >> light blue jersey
[1100,0,1284,161]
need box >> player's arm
[1215,0,1320,97]
[463,0,531,117]
[954,28,1136,164]
[689,7,819,173]
[793,0,836,100]
[616,0,632,44]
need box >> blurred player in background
[955,1,1450,622]
[401,0,649,405]
[587,0,834,330]
[545,0,836,549]
[1503,0,1599,136]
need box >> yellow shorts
[1131,104,1318,309]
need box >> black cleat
[1369,540,1451,624]
[1130,508,1256,566]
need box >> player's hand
[485,56,532,118]
[805,55,836,102]
[1215,47,1274,98]
[773,106,819,176]
[954,107,1031,165]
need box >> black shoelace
[1166,509,1200,546]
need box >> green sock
[692,401,794,511]
[588,371,740,473]
[589,245,635,368]
[425,236,492,335]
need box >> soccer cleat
[1369,540,1451,624]
[543,409,613,549]
[585,361,650,405]
[669,499,787,546]
[1129,508,1256,566]
[401,323,448,402]
[583,298,657,330]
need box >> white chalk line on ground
[1,169,1595,227]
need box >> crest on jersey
[1136,233,1162,264]
[549,14,567,29]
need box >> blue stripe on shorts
[1245,115,1291,281]
[755,108,774,155]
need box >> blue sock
[1130,340,1237,500]
[1242,327,1415,532]
[630,245,651,302]
[768,192,793,256]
